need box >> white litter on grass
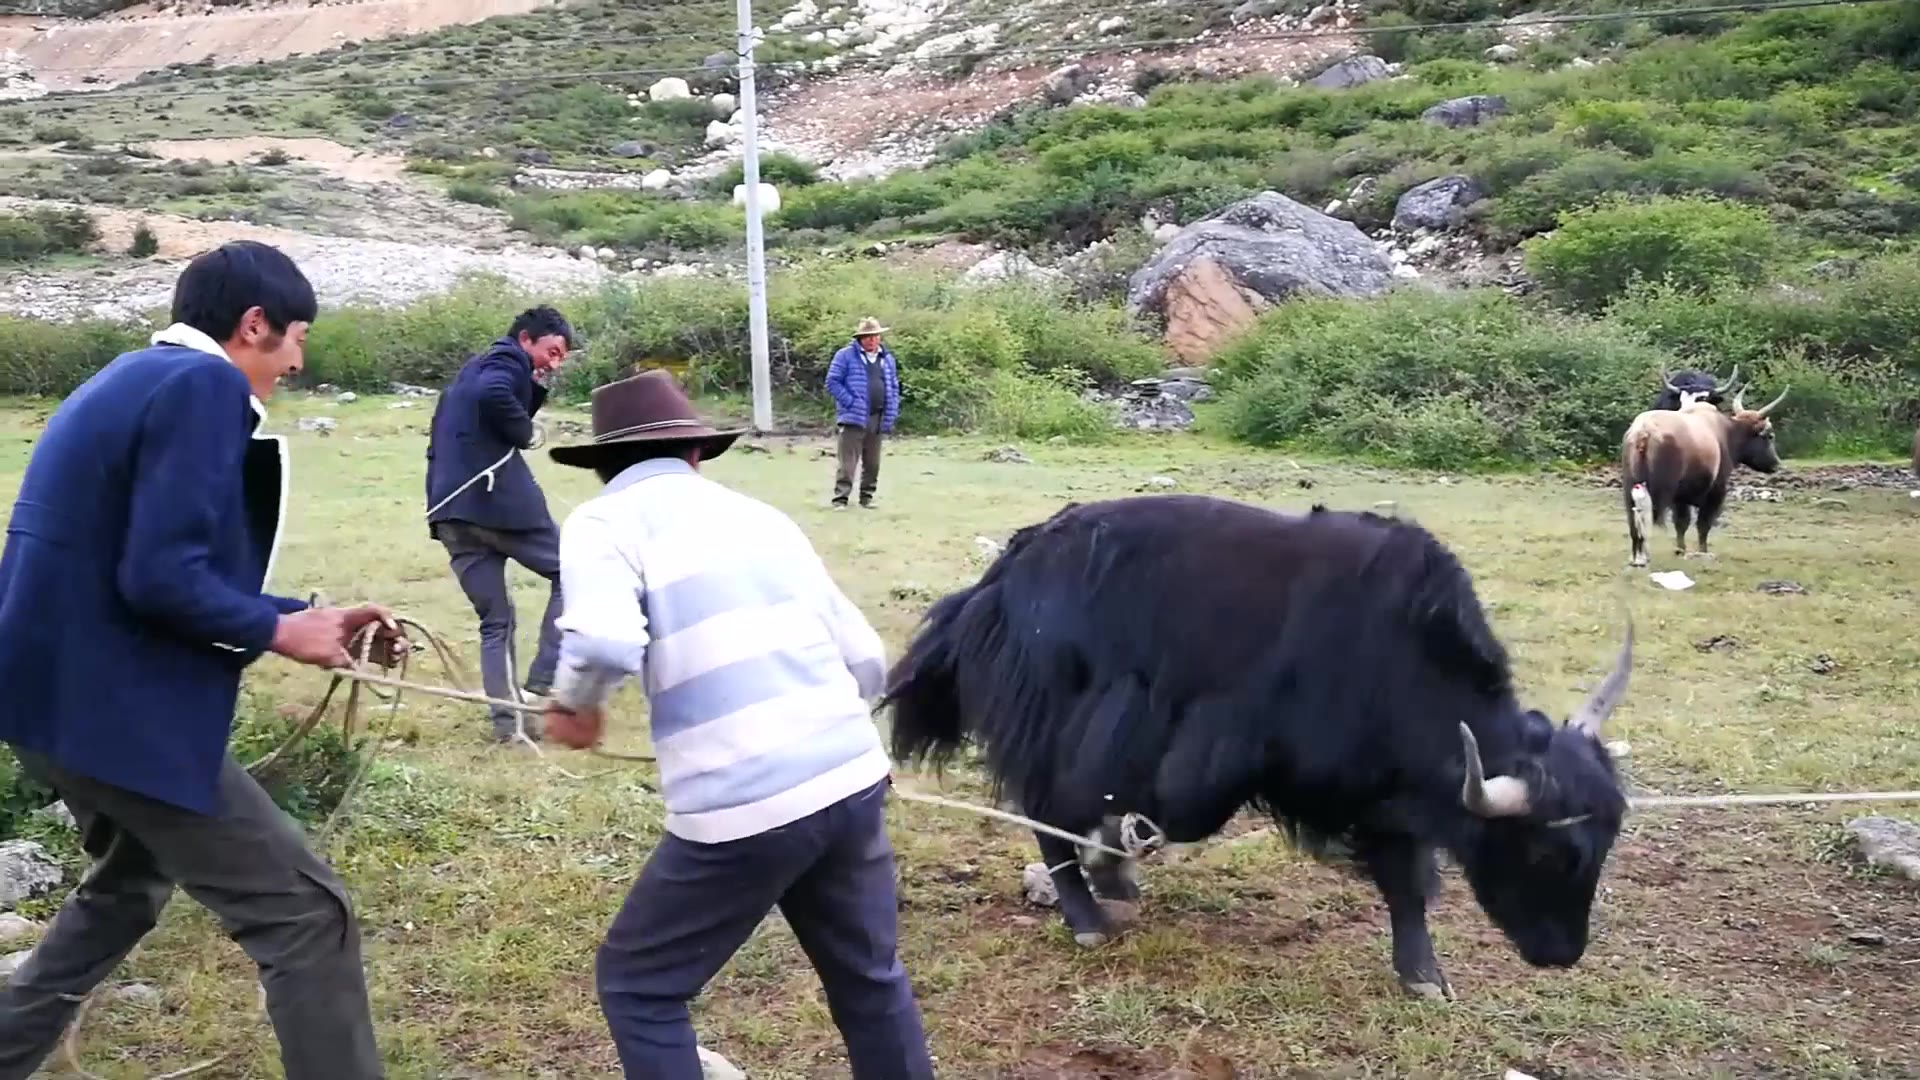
[1649,570,1695,591]
[1505,1071,1542,1080]
[1909,490,1920,498]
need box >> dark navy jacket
[0,343,308,815]
[425,337,553,537]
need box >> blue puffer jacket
[824,341,900,432]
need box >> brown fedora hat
[548,369,746,469]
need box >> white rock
[1145,475,1178,490]
[0,841,61,911]
[804,30,825,43]
[647,77,692,102]
[481,147,499,160]
[1848,816,1920,881]
[711,93,737,117]
[706,120,738,148]
[973,535,1004,558]
[1097,15,1129,32]
[1022,862,1059,906]
[0,913,39,945]
[1569,57,1596,69]
[296,417,338,434]
[1152,222,1182,244]
[111,983,163,1009]
[335,391,358,404]
[1485,44,1520,62]
[0,950,30,978]
[641,169,673,191]
[598,247,619,262]
[577,245,599,261]
[732,183,782,215]
[962,251,1064,287]
[1649,570,1695,591]
[697,1045,748,1079]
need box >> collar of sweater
[151,322,270,423]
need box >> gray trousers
[0,750,380,1080]
[436,520,563,739]
[833,418,884,506]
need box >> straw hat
[853,317,889,336]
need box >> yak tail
[880,513,1061,770]
[1630,483,1653,541]
[880,586,975,769]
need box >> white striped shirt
[550,457,891,842]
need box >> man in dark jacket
[0,241,400,1080]
[823,317,901,509]
[425,306,573,743]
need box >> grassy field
[1,397,1917,1078]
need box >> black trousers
[594,780,934,1079]
[0,750,381,1080]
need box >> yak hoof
[1073,931,1111,948]
[1399,977,1453,1002]
[1097,899,1142,927]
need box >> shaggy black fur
[881,495,1629,994]
[1651,370,1728,412]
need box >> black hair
[509,305,575,348]
[591,442,700,484]
[170,241,318,342]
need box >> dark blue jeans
[596,779,934,1079]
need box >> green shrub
[1523,195,1782,311]
[978,368,1116,442]
[1214,288,1674,466]
[227,695,370,828]
[447,180,507,207]
[0,317,142,396]
[706,153,822,195]
[0,745,58,839]
[0,208,98,263]
[129,222,159,258]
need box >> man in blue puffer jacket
[823,317,901,509]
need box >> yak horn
[1661,369,1681,393]
[1715,364,1740,392]
[1567,614,1633,738]
[1756,385,1790,418]
[1459,723,1532,818]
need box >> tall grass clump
[1524,195,1783,311]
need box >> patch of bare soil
[766,31,1358,174]
[0,0,552,91]
[135,137,409,185]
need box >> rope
[1632,790,1920,810]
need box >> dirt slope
[0,0,553,91]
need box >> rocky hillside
[3,0,1918,396]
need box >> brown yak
[1620,384,1790,566]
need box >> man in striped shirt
[539,371,934,1080]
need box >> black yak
[882,496,1633,1000]
[1651,365,1741,412]
[1622,384,1789,566]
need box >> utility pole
[736,0,774,433]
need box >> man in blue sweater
[424,306,572,744]
[0,241,400,1079]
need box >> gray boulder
[1044,63,1094,105]
[1308,55,1391,90]
[1421,94,1508,129]
[1392,175,1487,232]
[1126,190,1394,362]
[0,841,61,911]
[1848,816,1920,881]
[1484,44,1520,62]
[610,141,657,159]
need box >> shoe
[859,500,875,509]
[831,501,848,511]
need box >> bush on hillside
[0,208,98,263]
[706,153,823,196]
[1212,288,1679,467]
[0,317,143,397]
[1523,195,1782,311]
